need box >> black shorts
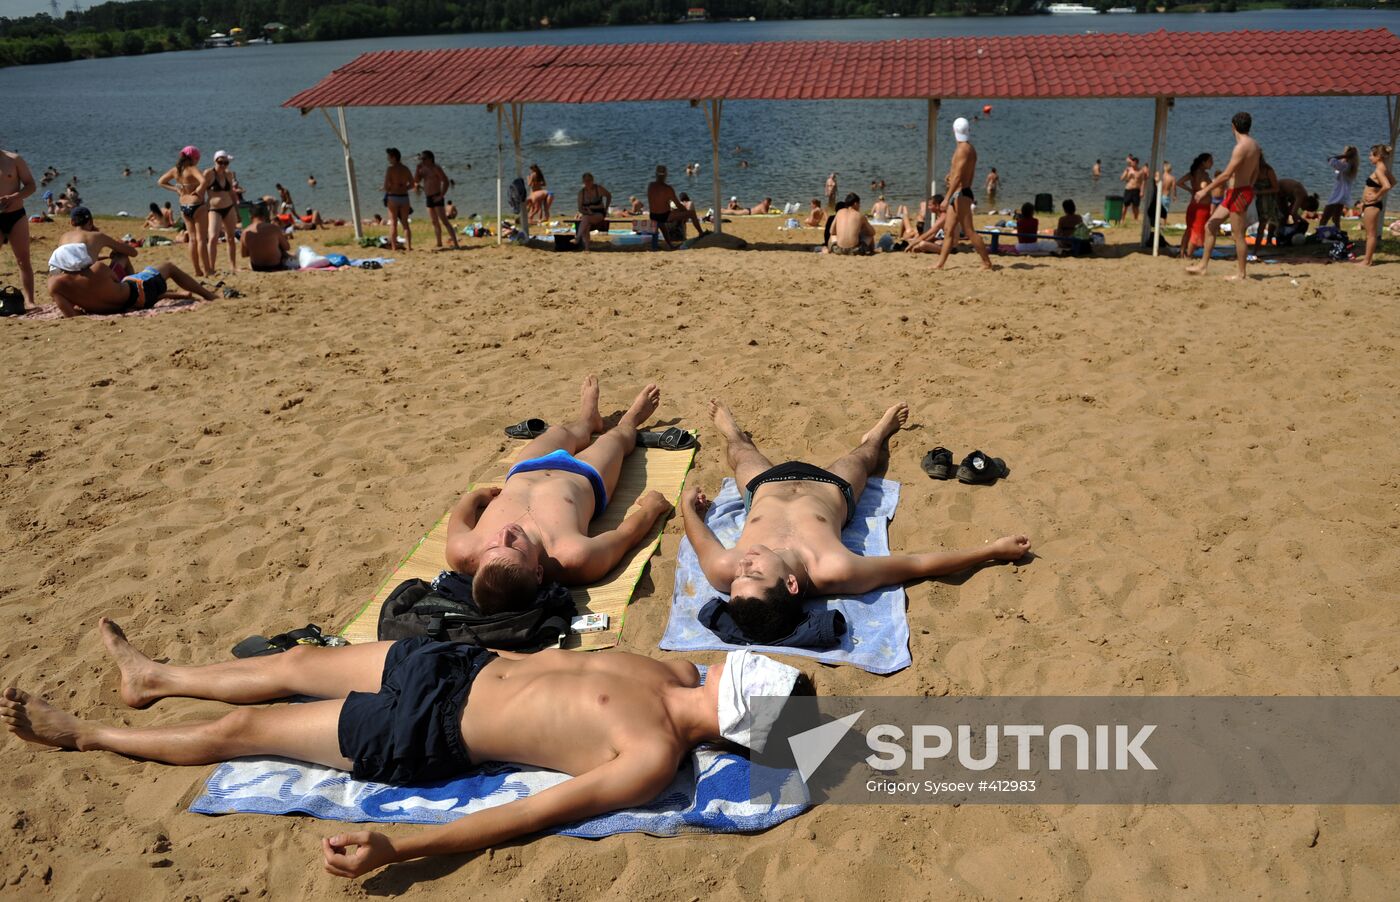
[745,461,856,527]
[338,638,498,785]
[1124,188,1142,207]
[426,194,446,209]
[960,187,975,203]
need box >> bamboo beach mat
[340,439,696,650]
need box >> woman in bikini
[1357,144,1393,267]
[527,164,552,224]
[200,150,240,273]
[157,146,212,276]
[1177,153,1213,266]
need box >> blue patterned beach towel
[659,477,910,674]
[191,747,807,837]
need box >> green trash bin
[1104,195,1125,225]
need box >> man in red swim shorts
[1187,111,1262,282]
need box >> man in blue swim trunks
[682,399,1031,642]
[446,377,674,612]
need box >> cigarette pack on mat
[571,613,609,634]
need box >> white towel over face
[717,649,800,753]
[48,242,93,273]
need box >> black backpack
[376,576,575,651]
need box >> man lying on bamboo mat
[683,399,1032,641]
[446,376,674,612]
[1,620,809,879]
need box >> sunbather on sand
[446,376,674,611]
[46,256,216,316]
[1,620,809,880]
[803,198,825,228]
[683,400,1031,642]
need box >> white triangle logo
[788,710,864,783]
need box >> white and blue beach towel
[660,477,910,674]
[191,746,807,837]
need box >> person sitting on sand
[826,193,875,255]
[682,400,1031,642]
[623,196,644,215]
[46,255,216,317]
[1,620,810,880]
[1055,198,1084,242]
[646,165,706,249]
[904,194,947,254]
[445,377,675,612]
[143,203,165,230]
[803,198,825,228]
[56,206,136,278]
[869,196,891,220]
[240,204,293,272]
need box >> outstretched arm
[322,747,676,879]
[1196,145,1246,202]
[826,535,1031,596]
[567,491,674,583]
[680,487,734,592]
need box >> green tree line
[0,0,1367,68]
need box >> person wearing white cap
[933,117,994,271]
[199,150,241,273]
[683,398,1030,643]
[2,619,808,880]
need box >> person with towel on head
[2,618,810,880]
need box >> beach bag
[376,576,575,651]
[1326,240,1354,262]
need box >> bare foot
[1185,265,1205,276]
[1,687,91,751]
[989,534,1032,562]
[579,375,605,435]
[862,402,910,445]
[709,398,746,444]
[620,383,660,430]
[98,617,162,709]
[930,262,946,271]
[1224,273,1247,282]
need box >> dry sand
[1,215,1398,899]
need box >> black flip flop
[956,450,1010,485]
[231,624,345,658]
[637,427,697,451]
[504,418,548,439]
[921,447,954,480]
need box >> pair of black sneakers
[922,448,1010,485]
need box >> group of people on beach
[2,375,1029,879]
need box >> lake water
[3,10,1396,219]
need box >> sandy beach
[1,214,1398,899]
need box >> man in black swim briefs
[2,618,809,880]
[682,399,1031,643]
[645,165,706,249]
[445,376,675,613]
[414,150,459,249]
[933,118,994,271]
[0,146,37,310]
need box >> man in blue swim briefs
[682,399,1031,643]
[446,377,674,612]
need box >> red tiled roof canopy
[284,28,1400,110]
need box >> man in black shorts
[1121,155,1146,220]
[645,164,706,249]
[0,145,37,311]
[3,618,809,880]
[681,399,1032,642]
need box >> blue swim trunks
[506,449,608,517]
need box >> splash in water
[539,129,582,147]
